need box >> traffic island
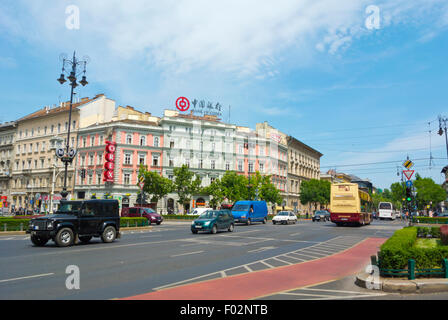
[356,272,448,294]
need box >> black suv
[26,200,121,247]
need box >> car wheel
[262,217,267,224]
[30,235,49,247]
[191,230,198,234]
[273,221,276,225]
[79,236,92,244]
[228,223,234,232]
[211,224,218,234]
[55,228,74,247]
[247,219,251,226]
[156,222,161,225]
[101,226,117,243]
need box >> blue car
[231,200,268,225]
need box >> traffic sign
[403,170,414,180]
[68,148,77,158]
[402,160,414,169]
[139,182,144,190]
[406,180,413,188]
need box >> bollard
[443,259,448,279]
[408,259,416,280]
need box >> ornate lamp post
[57,52,89,200]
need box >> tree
[173,165,202,211]
[220,171,249,203]
[414,177,446,209]
[202,179,225,209]
[138,165,173,208]
[299,179,330,211]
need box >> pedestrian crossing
[153,235,366,291]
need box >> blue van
[231,201,268,225]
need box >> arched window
[154,136,159,147]
[140,135,146,146]
[126,134,132,144]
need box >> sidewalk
[121,237,387,300]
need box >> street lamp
[438,115,448,160]
[49,136,64,214]
[57,52,89,200]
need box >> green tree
[202,179,225,209]
[138,165,173,208]
[299,179,330,211]
[414,177,446,209]
[173,165,202,211]
[221,171,249,202]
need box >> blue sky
[0,0,447,189]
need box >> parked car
[272,211,297,225]
[312,210,331,222]
[26,200,121,247]
[231,200,268,225]
[191,210,234,234]
[121,207,163,225]
[188,207,213,216]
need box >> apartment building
[0,121,16,212]
[10,94,115,212]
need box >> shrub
[414,217,448,224]
[120,217,148,227]
[417,226,441,238]
[379,226,448,271]
[441,225,448,246]
[0,218,30,231]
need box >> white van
[188,208,213,216]
[378,202,396,220]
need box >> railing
[372,255,448,280]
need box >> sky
[0,0,447,189]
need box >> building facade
[286,136,322,213]
[0,121,16,212]
[10,94,115,213]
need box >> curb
[0,226,154,236]
[356,272,448,294]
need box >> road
[1,218,446,300]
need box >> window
[211,160,215,170]
[238,160,243,172]
[169,158,174,167]
[248,161,254,173]
[89,154,94,165]
[154,137,159,147]
[72,121,76,130]
[259,162,264,173]
[36,142,39,152]
[126,134,132,144]
[58,123,61,133]
[124,153,131,165]
[185,158,190,168]
[17,145,20,154]
[44,126,47,134]
[124,173,130,185]
[81,155,86,166]
[139,154,146,165]
[152,154,159,167]
[97,153,102,165]
[199,159,203,169]
[225,162,230,171]
[65,122,68,132]
[210,177,216,183]
[41,159,45,168]
[140,136,146,146]
[90,136,95,146]
[239,145,243,154]
[83,137,87,147]
[97,174,102,185]
[211,142,215,151]
[99,135,103,145]
[170,141,174,148]
[88,174,93,185]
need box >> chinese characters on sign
[176,97,224,117]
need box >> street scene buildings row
[0,94,322,214]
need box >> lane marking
[273,257,293,265]
[170,251,204,258]
[0,273,54,283]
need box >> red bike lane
[121,237,386,300]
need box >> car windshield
[144,208,156,214]
[278,212,289,216]
[198,211,219,219]
[233,204,249,211]
[379,203,392,210]
[316,211,328,215]
[56,201,82,214]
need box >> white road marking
[170,250,204,258]
[273,257,293,265]
[243,265,253,272]
[260,260,275,268]
[248,246,276,253]
[0,273,54,283]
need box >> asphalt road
[0,218,439,300]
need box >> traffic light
[406,187,412,202]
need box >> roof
[17,94,105,122]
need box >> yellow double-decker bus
[329,183,373,227]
